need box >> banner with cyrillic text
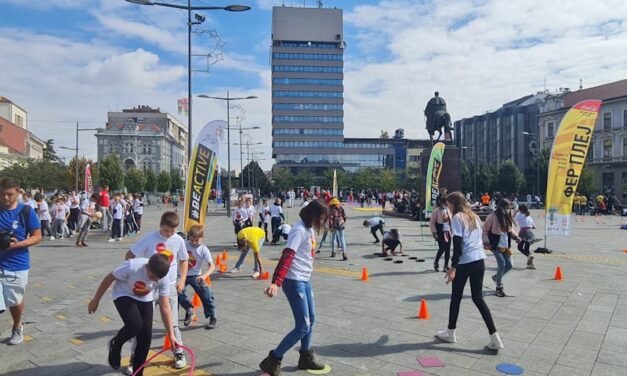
[425,142,446,216]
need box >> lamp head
[126,0,153,5]
[224,5,251,11]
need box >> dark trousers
[271,217,281,236]
[448,259,496,334]
[111,219,122,239]
[435,224,451,267]
[178,276,217,319]
[68,208,80,231]
[370,224,384,241]
[517,241,531,257]
[113,297,153,376]
[259,222,269,241]
[134,213,142,231]
[40,220,52,237]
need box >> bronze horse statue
[424,91,453,144]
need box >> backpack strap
[19,204,31,233]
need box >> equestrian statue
[424,91,453,144]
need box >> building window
[602,173,614,191]
[603,112,612,130]
[273,52,342,61]
[273,78,343,86]
[273,91,342,98]
[623,110,627,129]
[273,103,343,111]
[547,121,555,138]
[603,139,613,159]
[409,156,418,162]
[623,137,627,158]
[273,116,343,123]
[587,141,594,160]
[272,65,343,73]
[15,114,24,127]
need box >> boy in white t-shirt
[35,194,53,239]
[88,253,177,376]
[108,194,124,242]
[51,197,69,239]
[124,211,189,370]
[178,225,217,329]
[272,223,291,244]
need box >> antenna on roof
[579,78,583,90]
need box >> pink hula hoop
[131,344,196,376]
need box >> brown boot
[297,349,325,370]
[259,351,282,376]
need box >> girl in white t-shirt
[260,200,329,375]
[514,204,537,269]
[437,192,504,351]
[258,200,271,242]
[88,253,178,375]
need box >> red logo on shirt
[156,243,174,263]
[188,251,197,268]
[133,281,151,296]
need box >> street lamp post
[126,0,251,162]
[523,131,540,197]
[61,122,103,193]
[234,141,262,187]
[197,92,257,215]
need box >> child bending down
[382,229,403,256]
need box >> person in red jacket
[98,186,112,233]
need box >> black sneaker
[331,252,336,257]
[342,254,348,261]
[443,266,450,273]
[491,274,497,284]
[183,308,193,327]
[205,317,217,330]
[433,261,439,272]
[495,287,505,298]
[108,337,121,370]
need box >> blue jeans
[493,251,512,285]
[274,279,315,358]
[234,241,262,272]
[331,228,346,254]
[178,276,217,319]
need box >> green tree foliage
[98,155,124,190]
[66,157,98,192]
[272,167,293,192]
[43,139,62,163]
[1,160,68,191]
[577,166,598,197]
[125,169,146,193]
[170,168,184,192]
[461,160,474,193]
[497,161,525,194]
[294,170,314,189]
[145,169,157,193]
[241,161,271,195]
[157,170,171,193]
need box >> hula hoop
[131,344,196,376]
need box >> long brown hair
[300,199,328,233]
[495,198,513,230]
[446,191,480,231]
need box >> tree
[1,159,68,191]
[43,139,62,163]
[497,161,525,194]
[460,160,474,193]
[576,166,598,197]
[380,130,390,139]
[272,167,293,192]
[145,169,157,193]
[125,168,146,193]
[170,168,184,192]
[241,161,271,195]
[157,170,171,193]
[98,155,124,190]
[294,170,314,189]
[67,157,99,192]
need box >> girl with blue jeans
[483,199,520,297]
[329,197,348,260]
[260,200,329,376]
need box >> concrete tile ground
[1,202,626,375]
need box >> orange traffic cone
[205,275,212,286]
[161,335,172,351]
[418,299,430,320]
[260,271,270,280]
[361,267,369,282]
[192,293,202,322]
[220,264,227,273]
[215,256,221,266]
[222,250,227,261]
[554,266,563,281]
[623,249,627,253]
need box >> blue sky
[2,0,627,170]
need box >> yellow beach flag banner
[425,142,446,216]
[184,120,225,233]
[332,169,338,197]
[545,100,601,236]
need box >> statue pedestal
[419,145,462,204]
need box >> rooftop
[562,79,627,108]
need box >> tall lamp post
[234,141,262,187]
[60,122,103,193]
[197,92,257,215]
[126,0,251,161]
[462,146,477,199]
[523,131,540,198]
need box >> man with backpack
[0,178,42,345]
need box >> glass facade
[273,103,343,111]
[273,141,344,148]
[273,65,342,73]
[273,128,343,136]
[273,52,342,60]
[273,116,342,123]
[276,153,390,168]
[277,41,339,48]
[273,78,342,86]
[273,91,342,98]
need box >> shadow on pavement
[314,335,439,357]
[2,363,112,376]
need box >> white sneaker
[107,238,115,243]
[8,325,24,345]
[173,352,187,369]
[124,366,133,375]
[229,267,242,274]
[50,236,55,240]
[487,332,504,350]
[251,271,260,279]
[115,238,121,242]
[436,328,457,343]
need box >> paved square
[0,203,625,376]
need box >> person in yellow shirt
[578,194,587,215]
[231,227,266,278]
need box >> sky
[1,0,627,171]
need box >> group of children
[107,193,144,242]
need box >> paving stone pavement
[0,202,626,376]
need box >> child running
[124,211,189,370]
[483,198,521,297]
[231,226,266,278]
[381,229,403,256]
[76,193,98,247]
[363,216,385,243]
[437,192,504,351]
[514,204,537,269]
[108,194,123,242]
[260,200,329,376]
[430,196,452,272]
[179,225,217,330]
[88,253,178,376]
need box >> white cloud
[0,0,86,9]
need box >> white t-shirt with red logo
[184,241,213,277]
[112,258,169,303]
[285,220,316,282]
[130,231,188,286]
[53,203,69,220]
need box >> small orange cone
[260,271,270,280]
[623,249,627,253]
[192,293,202,322]
[205,275,212,286]
[220,264,227,273]
[418,299,430,320]
[554,266,563,281]
[361,267,369,282]
[222,250,227,261]
[215,256,221,266]
[161,335,172,351]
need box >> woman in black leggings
[436,191,504,351]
